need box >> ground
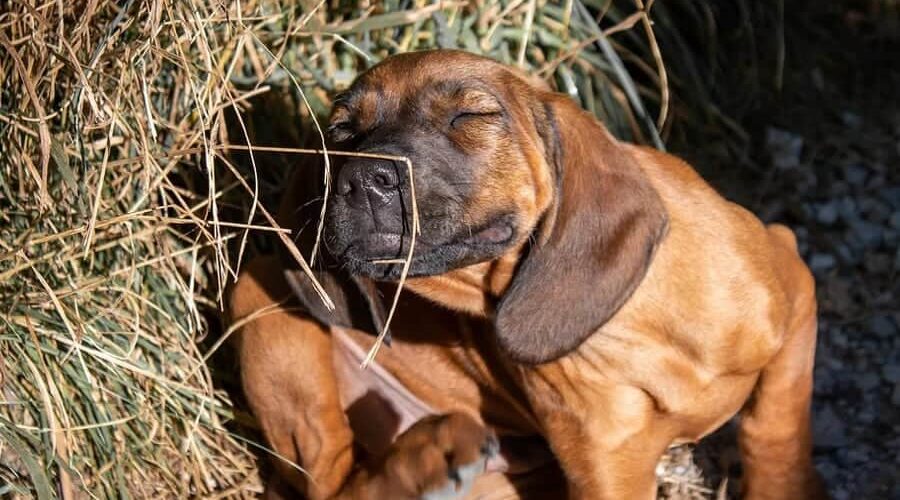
[656,3,900,498]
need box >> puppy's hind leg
[229,256,354,500]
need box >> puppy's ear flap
[276,156,389,341]
[282,265,389,341]
[495,97,668,364]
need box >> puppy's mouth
[334,215,517,279]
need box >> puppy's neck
[405,247,522,318]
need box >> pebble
[765,127,804,169]
[879,186,900,210]
[810,253,837,273]
[841,111,863,129]
[816,201,840,225]
[890,211,900,230]
[882,364,900,384]
[864,252,893,274]
[844,163,869,186]
[857,372,881,391]
[813,405,849,449]
[849,220,884,249]
[884,229,899,248]
[835,243,860,265]
[837,196,859,223]
[859,197,891,222]
[869,315,897,339]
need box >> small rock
[810,253,837,273]
[882,364,900,384]
[816,201,840,225]
[890,211,900,230]
[858,410,875,424]
[860,197,892,222]
[864,252,893,274]
[811,67,825,91]
[845,448,869,463]
[835,243,861,266]
[838,196,860,224]
[879,186,900,210]
[869,315,897,339]
[841,111,863,128]
[813,405,849,449]
[857,372,881,391]
[884,229,899,248]
[814,369,835,395]
[844,163,869,186]
[832,328,849,348]
[766,127,804,169]
[849,220,884,249]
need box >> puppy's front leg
[230,257,355,499]
[231,258,498,500]
[527,378,672,499]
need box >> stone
[849,220,884,250]
[766,127,804,169]
[882,364,900,384]
[838,196,859,223]
[860,197,891,222]
[835,244,860,266]
[817,201,840,225]
[813,405,849,449]
[864,252,893,274]
[879,186,900,210]
[810,253,837,273]
[841,111,863,128]
[869,315,897,339]
[857,372,881,392]
[844,163,869,186]
[890,211,900,230]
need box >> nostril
[373,173,392,188]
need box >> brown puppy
[229,50,825,499]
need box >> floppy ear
[494,97,668,364]
[282,264,388,341]
[275,155,389,341]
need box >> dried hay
[0,0,766,497]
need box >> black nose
[336,159,399,210]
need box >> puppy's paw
[383,413,498,500]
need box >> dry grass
[0,0,766,497]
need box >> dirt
[657,2,900,498]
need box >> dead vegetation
[0,1,781,497]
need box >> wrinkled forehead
[333,51,535,123]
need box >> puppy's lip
[357,232,403,260]
[461,215,516,246]
[467,223,513,245]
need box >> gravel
[660,86,900,500]
[772,110,900,498]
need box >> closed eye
[450,110,502,129]
[327,122,355,142]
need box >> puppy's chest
[330,323,537,434]
[523,322,763,433]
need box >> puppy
[229,50,825,499]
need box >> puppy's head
[318,50,668,363]
[324,50,556,279]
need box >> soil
[657,2,900,498]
